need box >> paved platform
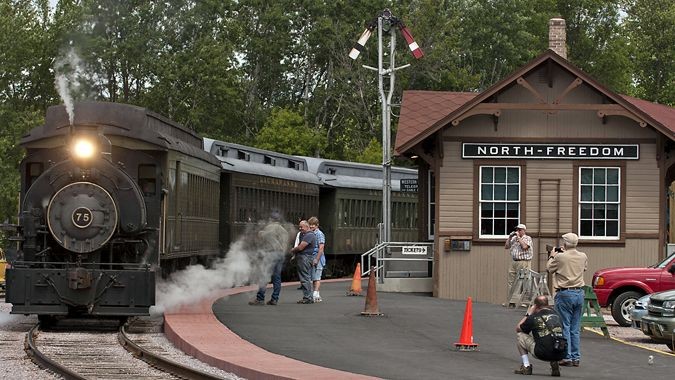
[166,280,674,380]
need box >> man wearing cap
[504,224,533,306]
[546,232,588,367]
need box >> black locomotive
[3,102,420,319]
[3,102,222,319]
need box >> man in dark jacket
[514,296,567,376]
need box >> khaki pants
[517,332,536,354]
[507,260,532,300]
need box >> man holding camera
[504,224,533,307]
[546,232,588,367]
[514,295,567,376]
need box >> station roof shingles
[394,90,476,154]
[395,52,675,155]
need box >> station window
[428,171,435,240]
[479,166,520,238]
[579,167,620,239]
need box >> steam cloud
[54,46,86,125]
[151,221,295,315]
[0,310,23,327]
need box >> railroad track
[25,319,225,380]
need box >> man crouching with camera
[514,295,567,376]
[504,224,533,306]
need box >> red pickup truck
[592,253,675,326]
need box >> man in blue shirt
[290,220,316,304]
[308,217,326,302]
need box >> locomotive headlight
[72,138,96,160]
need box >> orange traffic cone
[346,263,362,296]
[454,297,479,351]
[361,266,383,316]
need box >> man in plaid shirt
[504,223,533,306]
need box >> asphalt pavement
[212,281,674,380]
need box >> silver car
[640,289,675,351]
[630,293,651,329]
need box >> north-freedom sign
[462,143,639,160]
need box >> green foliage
[353,138,383,165]
[254,108,327,157]
[0,106,42,224]
[0,0,672,193]
[557,0,632,94]
[622,0,675,105]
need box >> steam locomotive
[3,102,419,319]
[3,102,222,320]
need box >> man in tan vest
[546,232,587,367]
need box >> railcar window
[264,156,276,166]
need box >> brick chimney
[548,18,567,59]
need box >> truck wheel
[611,291,641,327]
[667,341,674,351]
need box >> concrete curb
[164,279,379,380]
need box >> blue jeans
[554,289,584,361]
[296,254,314,300]
[256,257,283,302]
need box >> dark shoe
[248,299,264,306]
[266,299,278,305]
[572,360,580,367]
[550,361,560,377]
[297,298,313,304]
[297,286,303,289]
[514,364,532,375]
[558,360,573,367]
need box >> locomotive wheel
[47,182,118,254]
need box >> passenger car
[630,293,650,329]
[592,254,675,326]
[640,289,675,351]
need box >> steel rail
[118,324,225,380]
[25,323,85,380]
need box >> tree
[557,0,632,94]
[622,0,675,105]
[353,138,382,164]
[254,107,327,157]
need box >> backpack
[542,314,568,358]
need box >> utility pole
[349,9,423,244]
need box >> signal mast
[349,9,423,245]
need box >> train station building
[395,19,675,304]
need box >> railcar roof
[204,138,321,184]
[23,102,219,166]
[303,156,417,191]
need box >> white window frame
[428,170,435,240]
[479,166,521,239]
[578,166,621,240]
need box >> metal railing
[361,241,434,283]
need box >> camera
[545,244,564,253]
